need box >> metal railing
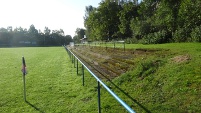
[76,41,126,52]
[64,46,136,113]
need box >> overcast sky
[0,0,101,37]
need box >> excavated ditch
[70,45,163,80]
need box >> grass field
[0,47,102,113]
[0,43,201,113]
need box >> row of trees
[84,0,201,44]
[0,25,72,47]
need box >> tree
[85,1,121,41]
[28,24,38,35]
[64,35,73,45]
[98,2,121,40]
[84,8,100,41]
[84,5,96,21]
[44,27,51,35]
[74,28,85,43]
[0,27,12,46]
[28,24,39,43]
[0,25,73,46]
[118,2,139,38]
[84,5,96,41]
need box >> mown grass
[0,47,116,113]
[0,43,200,113]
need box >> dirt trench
[70,45,161,80]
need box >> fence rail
[64,46,135,113]
[76,40,126,51]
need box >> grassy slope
[0,43,200,113]
[104,43,201,112]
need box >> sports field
[0,47,104,112]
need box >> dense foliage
[84,0,201,44]
[73,28,86,43]
[0,25,72,47]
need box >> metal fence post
[74,56,76,68]
[72,55,74,64]
[82,65,84,86]
[124,42,125,52]
[23,72,26,101]
[98,81,101,113]
[69,51,71,59]
[70,52,72,61]
[77,59,78,75]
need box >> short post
[105,42,106,49]
[123,42,125,52]
[22,57,27,102]
[74,56,76,68]
[70,52,72,60]
[23,73,26,101]
[72,55,74,63]
[77,59,79,75]
[98,81,101,113]
[68,50,70,56]
[82,65,85,86]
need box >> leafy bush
[173,28,185,42]
[142,30,167,44]
[190,25,201,42]
[125,37,138,44]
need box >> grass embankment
[101,43,201,112]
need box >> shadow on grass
[25,100,44,113]
[105,77,152,113]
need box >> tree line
[0,25,72,47]
[84,0,201,44]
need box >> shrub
[190,25,201,42]
[142,30,167,44]
[172,28,187,42]
[172,27,193,42]
[125,37,138,44]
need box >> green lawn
[0,47,101,113]
[0,43,200,113]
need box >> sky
[0,0,101,37]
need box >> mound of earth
[171,54,191,63]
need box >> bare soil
[171,54,191,63]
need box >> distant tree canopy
[84,0,201,43]
[73,28,86,43]
[0,25,72,47]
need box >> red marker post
[22,56,27,101]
